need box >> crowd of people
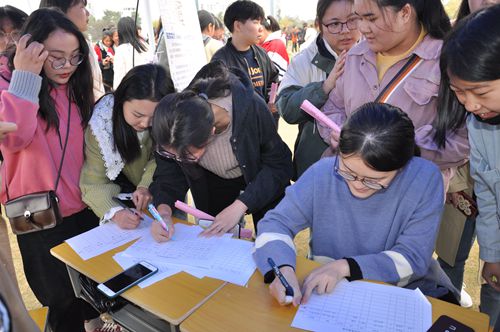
[0,0,499,331]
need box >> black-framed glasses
[334,155,387,190]
[322,17,360,34]
[47,53,84,70]
[0,30,21,43]
[155,145,198,163]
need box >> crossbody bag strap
[4,99,72,200]
[375,54,423,104]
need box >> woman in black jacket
[149,61,293,241]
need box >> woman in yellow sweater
[80,64,172,229]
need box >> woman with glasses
[0,9,100,332]
[277,0,360,180]
[0,6,27,65]
[318,0,469,176]
[80,64,171,229]
[149,61,293,242]
[254,102,458,306]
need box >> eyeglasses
[0,30,21,43]
[322,17,360,34]
[334,155,387,190]
[47,53,84,70]
[155,145,198,163]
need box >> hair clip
[198,93,208,100]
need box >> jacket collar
[226,67,255,135]
[350,35,441,62]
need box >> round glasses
[334,156,387,190]
[322,17,360,34]
[155,145,198,163]
[47,53,84,70]
[0,30,21,43]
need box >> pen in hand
[268,257,294,304]
[112,197,144,220]
[147,203,169,232]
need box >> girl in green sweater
[80,64,172,228]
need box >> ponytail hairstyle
[117,16,147,53]
[339,102,417,171]
[374,0,451,39]
[433,4,500,148]
[8,8,93,131]
[198,10,216,34]
[152,61,232,160]
[112,64,170,163]
[262,15,280,32]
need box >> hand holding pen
[268,258,302,307]
[148,203,175,243]
[112,197,144,230]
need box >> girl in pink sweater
[0,9,100,332]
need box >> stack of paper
[292,279,432,332]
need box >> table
[50,219,226,332]
[29,307,48,332]
[180,257,490,332]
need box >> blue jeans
[481,283,500,330]
[438,216,476,290]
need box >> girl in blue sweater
[254,102,457,306]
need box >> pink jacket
[319,36,469,169]
[0,68,87,217]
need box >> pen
[112,197,144,220]
[268,257,294,304]
[147,203,169,232]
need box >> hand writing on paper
[269,266,302,306]
[200,200,247,237]
[0,122,17,143]
[132,187,152,212]
[112,209,142,229]
[150,204,175,243]
[301,259,350,304]
[482,262,500,292]
[14,34,48,75]
[322,50,346,95]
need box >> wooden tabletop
[50,219,226,325]
[29,306,48,332]
[180,257,490,332]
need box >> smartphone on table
[427,315,474,332]
[97,261,158,298]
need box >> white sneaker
[459,286,473,308]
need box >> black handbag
[4,102,71,235]
[79,275,125,314]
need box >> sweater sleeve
[80,128,121,218]
[253,163,316,276]
[0,70,42,153]
[237,97,293,213]
[137,156,156,189]
[350,167,445,286]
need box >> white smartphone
[97,261,158,298]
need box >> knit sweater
[254,157,457,298]
[0,69,87,217]
[80,95,156,218]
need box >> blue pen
[268,257,294,304]
[147,204,169,232]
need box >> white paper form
[292,280,432,332]
[121,224,222,269]
[65,216,153,260]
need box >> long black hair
[39,0,86,12]
[0,5,27,30]
[8,8,93,132]
[112,64,170,163]
[455,0,471,22]
[374,0,451,39]
[152,62,232,159]
[339,102,417,171]
[262,15,280,32]
[433,4,500,148]
[117,16,147,53]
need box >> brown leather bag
[5,191,62,234]
[4,102,71,235]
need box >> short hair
[339,103,417,171]
[223,0,265,33]
[39,0,86,13]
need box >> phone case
[427,315,474,332]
